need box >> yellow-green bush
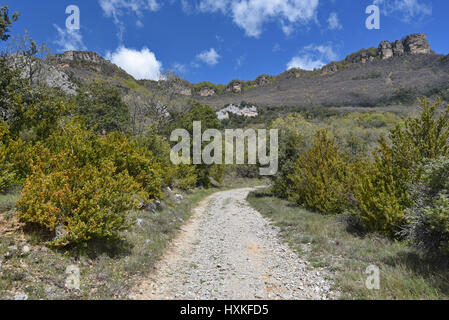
[45,121,165,201]
[288,130,355,214]
[17,155,143,246]
[353,138,410,236]
[15,119,170,246]
[354,98,449,236]
[403,157,449,255]
[98,131,164,201]
[0,121,15,192]
[269,114,313,198]
[174,163,198,190]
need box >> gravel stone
[135,188,339,300]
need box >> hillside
[195,34,449,109]
[38,33,449,113]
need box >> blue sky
[6,0,449,84]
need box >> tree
[0,5,19,42]
[403,157,449,256]
[6,31,50,84]
[166,102,222,186]
[124,90,170,135]
[289,130,355,214]
[354,97,449,236]
[74,80,131,134]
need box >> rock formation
[49,51,106,65]
[378,41,393,60]
[199,87,216,97]
[226,80,242,93]
[321,62,338,74]
[403,33,431,55]
[216,104,258,120]
[393,40,404,56]
[254,75,272,86]
[378,33,431,60]
[6,53,78,95]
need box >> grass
[0,192,20,213]
[0,177,265,300]
[247,188,449,300]
[0,187,218,300]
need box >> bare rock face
[216,104,258,120]
[199,87,216,97]
[378,41,393,60]
[226,80,242,93]
[321,62,338,74]
[281,68,307,79]
[6,54,78,95]
[52,51,106,64]
[403,33,431,55]
[178,87,192,96]
[41,64,78,94]
[46,50,131,80]
[377,34,430,61]
[254,75,271,87]
[393,40,404,56]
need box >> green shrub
[404,157,449,256]
[0,121,15,192]
[166,102,221,187]
[17,156,143,246]
[174,163,197,190]
[289,130,355,214]
[354,137,410,236]
[74,80,131,134]
[15,119,169,246]
[99,131,164,201]
[269,114,313,198]
[354,98,449,236]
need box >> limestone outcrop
[378,33,431,60]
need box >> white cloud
[196,48,220,66]
[172,62,188,74]
[373,0,432,22]
[198,0,319,38]
[287,44,338,71]
[180,0,193,14]
[53,24,87,52]
[327,12,342,30]
[98,0,160,42]
[236,55,246,68]
[106,46,163,80]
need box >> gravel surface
[135,187,339,300]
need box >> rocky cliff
[378,33,431,60]
[28,33,446,110]
[196,33,448,109]
[46,50,131,81]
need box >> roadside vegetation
[0,6,268,299]
[246,93,449,299]
[248,190,449,299]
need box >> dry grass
[0,177,266,300]
[247,188,449,300]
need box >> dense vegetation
[271,97,449,257]
[0,9,223,247]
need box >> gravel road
[135,187,339,300]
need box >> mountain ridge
[27,33,449,110]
